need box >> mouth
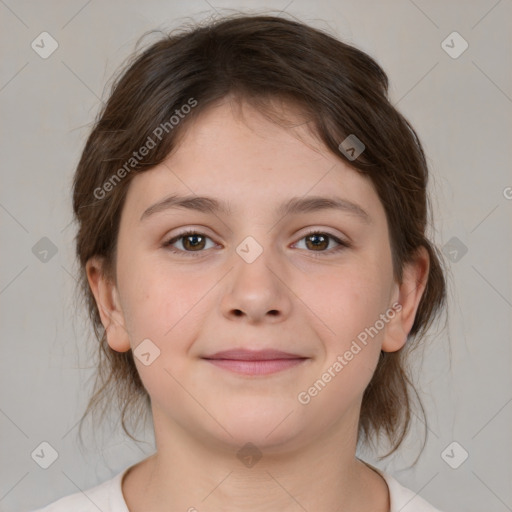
[201,349,309,376]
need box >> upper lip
[202,349,306,360]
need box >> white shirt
[32,462,443,511]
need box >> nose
[220,247,293,324]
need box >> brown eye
[181,233,206,251]
[305,233,330,251]
[294,230,350,256]
[164,230,215,255]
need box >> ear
[382,246,430,353]
[85,256,131,353]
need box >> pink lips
[202,349,308,376]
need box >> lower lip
[204,358,307,375]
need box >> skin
[87,97,429,511]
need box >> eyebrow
[140,194,371,223]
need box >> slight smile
[202,349,310,376]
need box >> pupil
[308,234,327,250]
[186,234,203,250]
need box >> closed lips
[203,349,307,360]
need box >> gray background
[1,0,511,511]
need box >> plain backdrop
[0,1,511,511]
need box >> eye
[163,229,216,256]
[163,229,350,257]
[293,230,350,256]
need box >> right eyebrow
[140,195,232,221]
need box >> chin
[203,399,310,454]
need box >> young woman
[34,13,447,512]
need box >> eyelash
[163,229,350,258]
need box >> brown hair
[73,13,447,459]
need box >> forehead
[121,99,384,224]
[177,96,329,162]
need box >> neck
[122,406,390,512]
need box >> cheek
[296,266,389,413]
[118,256,203,339]
[118,262,209,405]
[303,259,391,338]
[299,260,392,399]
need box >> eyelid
[296,226,350,243]
[162,225,218,244]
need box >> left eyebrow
[276,196,371,224]
[140,194,371,224]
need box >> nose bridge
[221,235,291,322]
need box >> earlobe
[85,256,131,353]
[382,246,430,353]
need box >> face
[88,98,427,453]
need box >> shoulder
[362,460,443,512]
[30,468,130,512]
[380,470,443,512]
